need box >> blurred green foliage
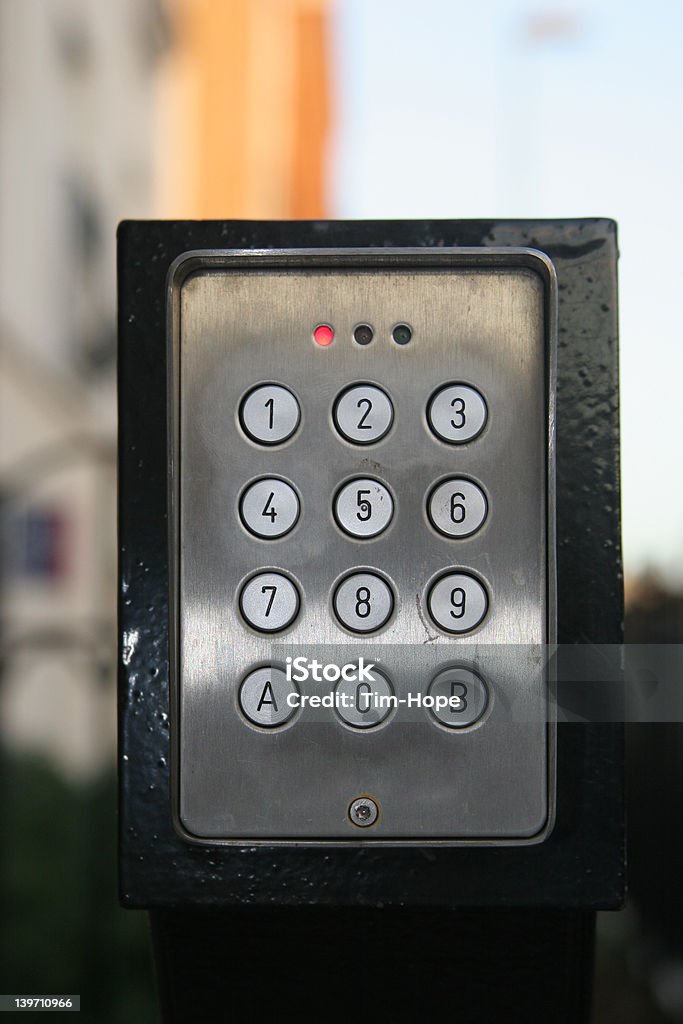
[0,753,155,1022]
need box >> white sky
[329,0,683,584]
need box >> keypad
[234,379,494,724]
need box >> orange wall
[158,0,331,219]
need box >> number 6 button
[427,478,487,538]
[333,571,394,633]
[239,478,300,538]
[239,571,300,632]
[333,383,393,444]
[334,478,394,538]
[426,572,488,634]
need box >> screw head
[348,796,379,828]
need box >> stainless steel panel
[169,248,556,844]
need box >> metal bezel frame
[166,246,558,847]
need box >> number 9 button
[427,477,487,538]
[239,477,300,538]
[333,571,394,633]
[239,571,300,632]
[334,477,394,538]
[426,571,488,634]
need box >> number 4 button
[239,478,300,538]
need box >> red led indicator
[313,324,334,347]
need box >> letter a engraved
[257,680,278,712]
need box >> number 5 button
[333,383,393,444]
[426,572,488,634]
[427,478,487,538]
[427,383,487,444]
[239,478,300,538]
[239,571,300,632]
[334,478,394,538]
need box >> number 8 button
[239,478,300,538]
[333,571,394,633]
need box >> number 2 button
[333,384,394,445]
[239,478,300,538]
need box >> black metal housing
[118,219,624,909]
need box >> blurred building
[0,0,168,777]
[0,0,332,778]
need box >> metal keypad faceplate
[170,248,556,843]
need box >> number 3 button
[334,478,394,539]
[239,478,300,538]
[333,571,394,633]
[333,384,393,445]
[426,572,488,634]
[427,383,487,444]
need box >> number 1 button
[333,384,393,444]
[239,384,301,445]
[239,478,300,538]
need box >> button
[239,384,300,445]
[333,384,393,444]
[335,668,394,728]
[239,666,299,727]
[427,666,489,728]
[426,572,488,633]
[333,571,394,633]
[239,478,300,538]
[427,383,487,444]
[427,478,488,538]
[239,572,300,632]
[334,478,394,539]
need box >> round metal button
[239,666,299,728]
[239,384,301,445]
[334,667,394,728]
[426,572,488,634]
[428,666,489,728]
[333,384,393,445]
[239,572,300,632]
[334,478,394,539]
[333,571,394,634]
[239,478,300,538]
[427,383,487,444]
[427,478,488,538]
